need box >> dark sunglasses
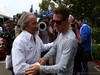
[52,20,62,25]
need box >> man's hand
[25,65,40,75]
[38,58,46,65]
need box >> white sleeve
[41,42,54,52]
[37,35,54,52]
[40,40,77,73]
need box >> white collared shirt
[40,30,78,75]
[12,30,53,75]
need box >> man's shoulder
[68,30,76,40]
[82,24,91,28]
[13,33,25,44]
[81,24,91,32]
[66,30,77,44]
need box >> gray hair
[17,12,32,30]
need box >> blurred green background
[92,27,100,60]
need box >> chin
[34,31,38,35]
[58,29,62,32]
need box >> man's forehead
[28,15,37,21]
[53,14,62,19]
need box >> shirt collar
[22,30,35,41]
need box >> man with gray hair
[11,12,53,75]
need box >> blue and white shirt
[80,24,92,51]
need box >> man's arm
[40,39,77,73]
[25,44,57,75]
[36,35,54,52]
[42,46,56,62]
[41,42,54,52]
[38,41,57,66]
[40,39,54,52]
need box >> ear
[24,25,29,30]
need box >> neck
[25,29,35,36]
[62,25,69,33]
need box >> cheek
[31,24,35,28]
[57,25,62,28]
[29,26,34,31]
[56,25,61,30]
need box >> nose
[54,23,57,27]
[53,23,57,29]
[34,26,38,31]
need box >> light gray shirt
[40,30,77,75]
[12,30,53,75]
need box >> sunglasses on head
[52,20,62,25]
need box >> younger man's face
[52,14,64,33]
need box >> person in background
[3,20,15,75]
[68,15,74,25]
[76,17,92,75]
[11,12,53,75]
[25,5,77,75]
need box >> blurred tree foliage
[39,0,96,18]
[62,0,95,18]
[92,43,100,60]
[92,27,100,44]
[39,0,51,13]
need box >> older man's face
[27,15,38,35]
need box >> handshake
[25,58,46,75]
